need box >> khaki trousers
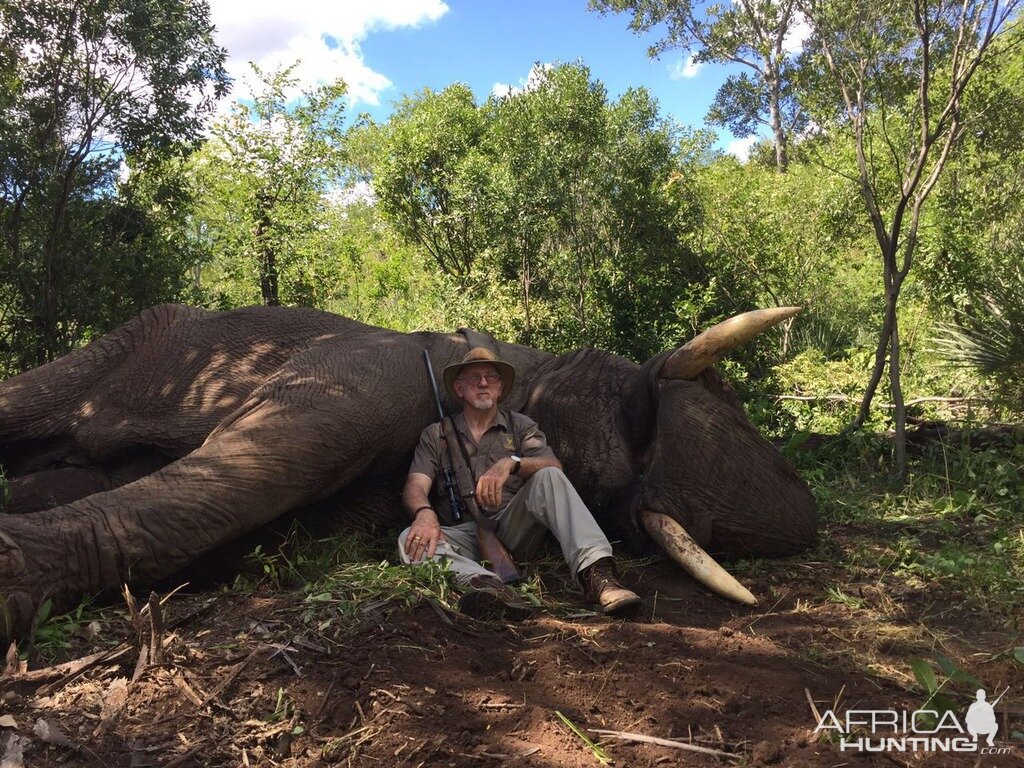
[397,467,613,584]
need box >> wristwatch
[509,454,522,475]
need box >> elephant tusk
[661,306,802,380]
[640,510,758,606]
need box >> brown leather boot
[579,558,641,616]
[458,575,534,622]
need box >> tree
[360,83,490,280]
[798,0,1023,477]
[690,155,870,362]
[190,65,348,307]
[0,0,228,366]
[589,0,805,170]
[919,23,1024,308]
[361,63,701,358]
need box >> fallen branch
[148,592,164,665]
[590,729,738,760]
[775,394,986,408]
[195,648,261,709]
[6,646,131,684]
[164,743,205,768]
[804,688,822,725]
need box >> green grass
[18,419,1023,680]
[230,522,560,632]
[794,433,1024,619]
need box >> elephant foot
[0,528,34,644]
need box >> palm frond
[931,269,1024,378]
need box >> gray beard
[469,398,494,411]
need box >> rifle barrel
[423,350,446,417]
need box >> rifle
[422,350,521,584]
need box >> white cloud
[669,54,702,80]
[725,135,758,161]
[491,63,554,99]
[208,0,449,107]
[782,11,812,54]
[327,180,377,207]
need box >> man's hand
[405,507,444,562]
[476,458,514,511]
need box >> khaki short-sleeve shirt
[409,409,557,524]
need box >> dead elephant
[0,303,817,638]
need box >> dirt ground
[1,554,1022,768]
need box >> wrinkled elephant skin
[0,304,817,638]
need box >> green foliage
[589,0,804,169]
[266,687,294,723]
[24,595,100,662]
[932,268,1024,406]
[790,430,1024,615]
[555,710,612,764]
[358,82,489,278]
[909,656,989,727]
[793,0,1023,475]
[311,202,446,331]
[690,156,874,369]
[188,64,349,308]
[299,556,460,635]
[235,523,369,591]
[0,0,228,369]
[360,62,708,360]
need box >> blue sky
[206,0,755,157]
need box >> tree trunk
[780,316,794,361]
[253,206,278,306]
[889,305,906,481]
[852,294,894,429]
[521,251,532,345]
[260,248,279,306]
[767,74,789,172]
[38,179,74,365]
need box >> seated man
[398,347,641,619]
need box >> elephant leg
[2,450,171,514]
[4,467,113,514]
[0,305,203,473]
[169,482,407,586]
[0,397,381,641]
[300,480,407,536]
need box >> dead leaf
[100,677,129,721]
[3,644,18,677]
[0,733,25,768]
[33,718,74,748]
[0,717,15,729]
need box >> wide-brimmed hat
[443,347,516,402]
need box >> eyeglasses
[458,372,502,385]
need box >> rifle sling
[442,416,499,533]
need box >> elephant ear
[661,307,802,380]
